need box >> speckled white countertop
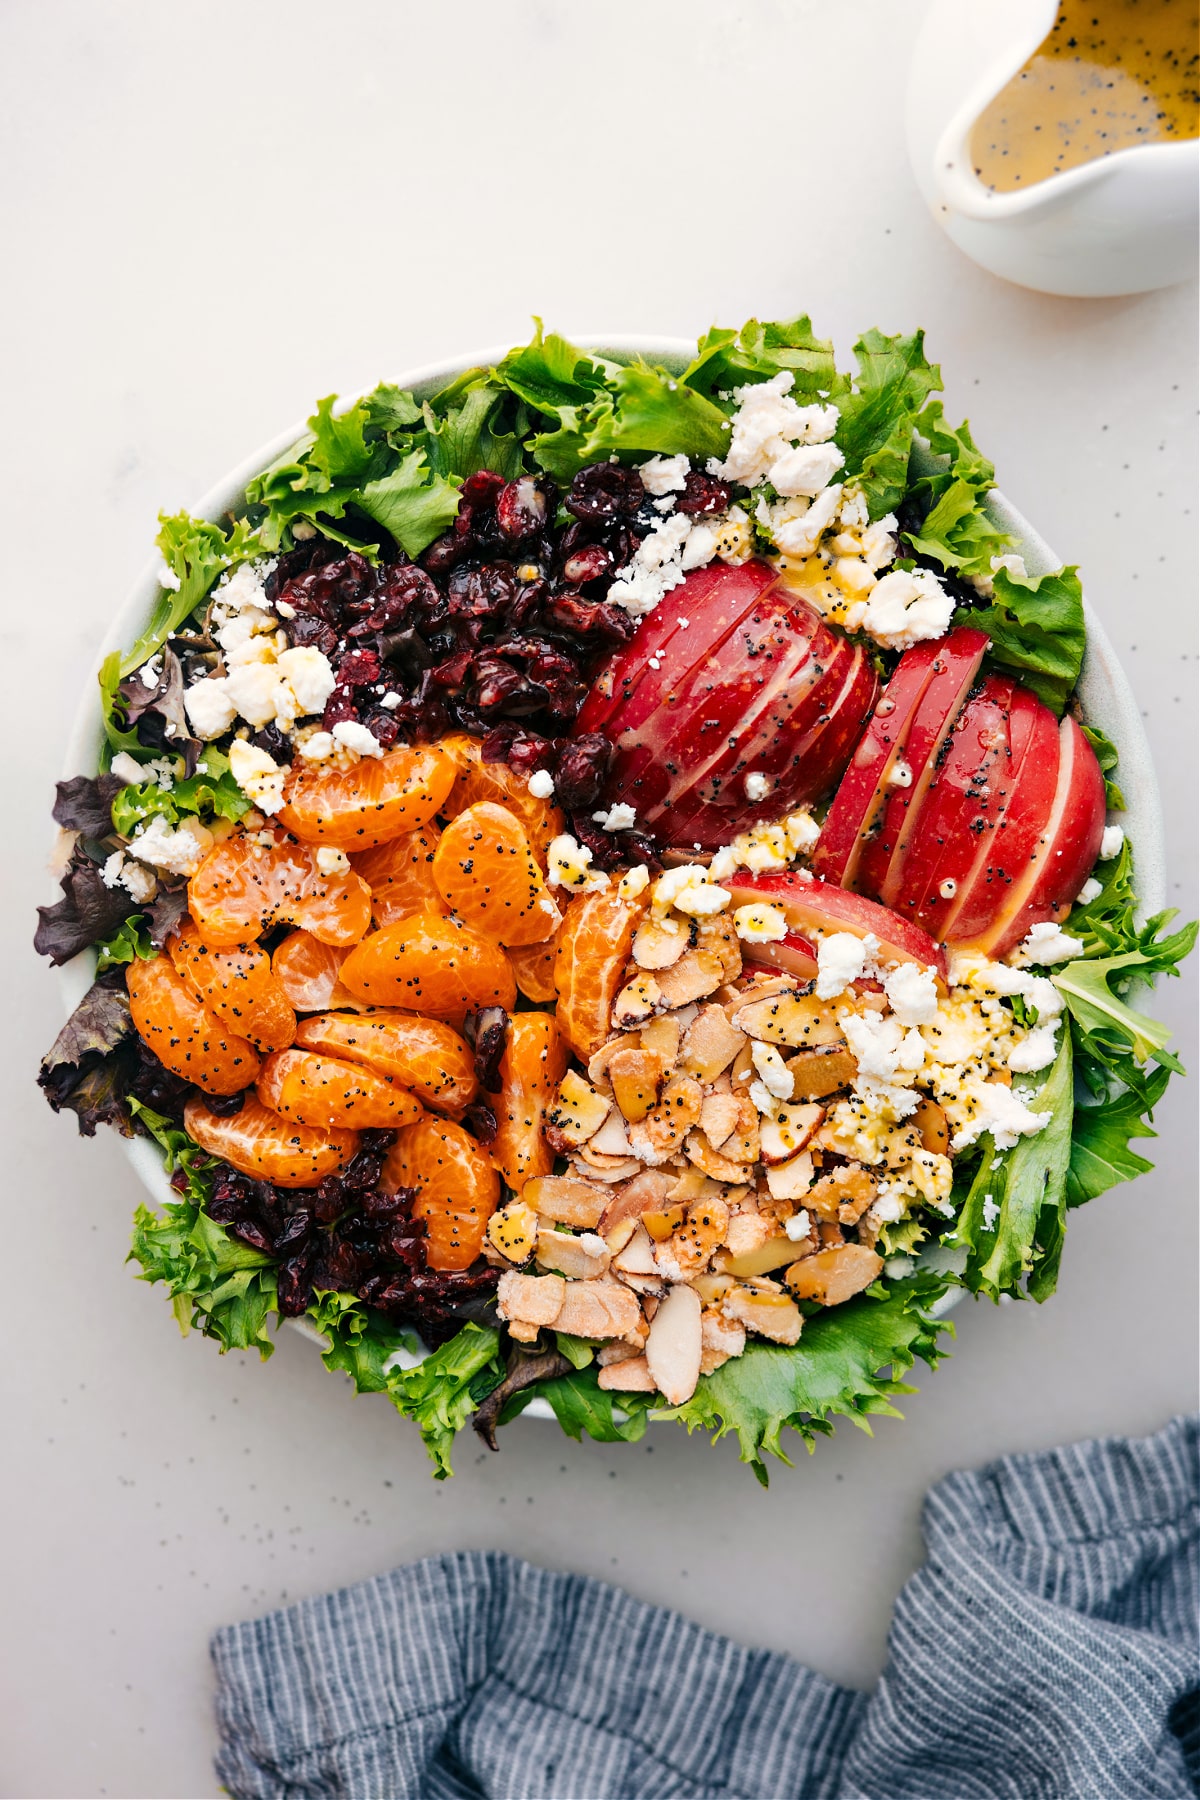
[3,2,1196,1794]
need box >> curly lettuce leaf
[110,746,251,838]
[1054,914,1196,1069]
[52,774,124,839]
[421,379,527,482]
[834,329,943,519]
[535,1366,652,1443]
[952,1035,1074,1302]
[681,314,840,406]
[310,1290,417,1392]
[953,564,1086,715]
[496,321,607,422]
[357,446,464,557]
[1068,1063,1172,1206]
[667,1272,952,1484]
[1081,724,1126,811]
[363,382,423,434]
[902,405,1016,579]
[94,913,154,972]
[387,1323,504,1479]
[532,362,732,483]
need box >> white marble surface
[3,3,1196,1794]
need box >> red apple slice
[811,628,989,890]
[574,559,779,740]
[858,628,992,905]
[724,871,948,983]
[962,715,1105,958]
[939,688,1060,941]
[887,675,1022,938]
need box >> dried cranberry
[677,471,732,516]
[546,594,635,645]
[285,613,340,658]
[322,688,359,731]
[421,532,463,574]
[565,464,645,521]
[336,647,382,688]
[496,477,550,540]
[204,1089,246,1117]
[250,724,293,764]
[479,723,554,776]
[359,709,401,749]
[461,1101,498,1145]
[561,544,612,585]
[461,470,506,506]
[552,733,614,810]
[471,655,539,716]
[465,1006,510,1092]
[276,1252,314,1317]
[273,1209,313,1256]
[429,649,475,690]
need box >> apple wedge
[723,871,948,983]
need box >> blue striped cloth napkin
[212,1414,1198,1798]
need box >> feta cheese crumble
[331,720,384,759]
[732,901,789,944]
[315,847,351,875]
[617,864,650,901]
[845,567,954,650]
[228,739,286,815]
[742,771,770,802]
[708,371,840,489]
[548,834,609,892]
[883,962,940,1026]
[815,931,870,999]
[1075,877,1102,905]
[1099,825,1125,860]
[527,769,555,800]
[638,453,690,496]
[591,802,637,832]
[126,814,213,879]
[1008,921,1084,968]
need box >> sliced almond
[691,1271,733,1305]
[626,1076,704,1165]
[598,1168,673,1233]
[614,1270,668,1297]
[664,1164,726,1208]
[718,1096,760,1164]
[604,1215,639,1255]
[694,912,742,982]
[719,1233,806,1278]
[524,1174,609,1229]
[722,1211,773,1260]
[765,1148,815,1201]
[611,1220,659,1275]
[699,1091,741,1147]
[545,1070,612,1149]
[733,992,844,1049]
[613,972,663,1029]
[632,915,691,970]
[722,1283,803,1345]
[588,1107,635,1158]
[913,1095,950,1155]
[820,1166,879,1224]
[587,1037,630,1085]
[487,1200,538,1265]
[552,1274,644,1341]
[784,1243,883,1306]
[699,1309,746,1374]
[642,1203,687,1242]
[608,1045,668,1124]
[786,1044,857,1101]
[535,1227,611,1280]
[730,1041,756,1090]
[654,949,725,1009]
[759,1101,825,1164]
[678,1004,746,1083]
[722,973,797,1020]
[496,1270,565,1330]
[574,1149,643,1181]
[656,1193,730,1278]
[645,1284,703,1405]
[685,1131,750,1184]
[597,1337,643,1366]
[636,1014,679,1063]
[597,1355,658,1392]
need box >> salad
[37,317,1195,1481]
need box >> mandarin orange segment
[126,954,261,1097]
[489,1012,569,1194]
[554,888,647,1060]
[188,836,371,948]
[184,1092,358,1188]
[431,802,561,947]
[339,911,517,1016]
[277,744,457,850]
[168,918,296,1052]
[271,931,363,1013]
[293,1011,477,1114]
[440,734,565,864]
[505,937,559,1004]
[350,826,448,927]
[381,1118,500,1271]
[256,1048,423,1131]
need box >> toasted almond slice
[535,1227,611,1280]
[700,1091,741,1147]
[575,1148,643,1181]
[759,1101,825,1165]
[913,1096,950,1155]
[597,1355,658,1392]
[730,1041,756,1090]
[497,1270,565,1330]
[614,1270,668,1297]
[664,1164,727,1208]
[642,1203,687,1242]
[613,972,663,1029]
[718,1233,805,1278]
[699,1309,746,1374]
[546,1069,612,1149]
[723,1211,773,1260]
[604,1214,639,1255]
[626,1076,704,1166]
[678,1004,746,1083]
[632,915,691,970]
[552,1274,643,1341]
[784,1244,883,1306]
[690,1272,733,1304]
[786,1044,857,1101]
[694,912,742,982]
[722,974,797,1020]
[608,1046,668,1124]
[656,1193,730,1278]
[803,1162,878,1222]
[587,1037,630,1085]
[722,1283,803,1345]
[588,1107,634,1158]
[765,1149,815,1201]
[612,1220,659,1275]
[645,1284,703,1405]
[598,1168,673,1233]
[597,1337,643,1366]
[487,1200,538,1265]
[639,1014,682,1063]
[654,949,725,1008]
[718,1096,760,1164]
[524,1174,609,1229]
[684,1130,749,1184]
[733,992,844,1049]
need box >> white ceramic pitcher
[906,0,1199,296]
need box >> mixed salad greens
[37,315,1194,1480]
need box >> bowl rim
[49,332,1166,1401]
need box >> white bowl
[54,337,1166,1396]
